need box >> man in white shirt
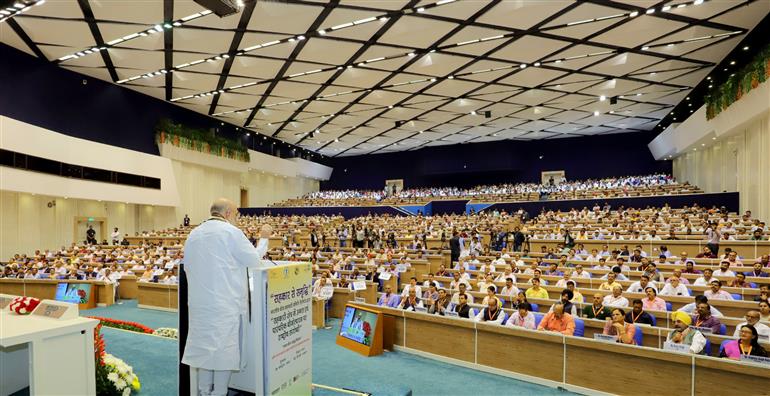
[678,296,724,317]
[500,278,519,300]
[495,268,516,283]
[449,272,470,291]
[673,251,690,265]
[602,286,629,308]
[626,274,658,294]
[659,277,689,297]
[401,277,422,297]
[111,228,121,245]
[572,264,591,279]
[733,310,770,341]
[183,198,274,396]
[451,283,474,304]
[693,268,718,286]
[714,261,736,278]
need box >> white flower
[107,373,119,382]
[122,387,131,396]
[116,379,127,390]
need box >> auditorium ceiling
[1,0,768,156]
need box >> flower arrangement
[706,43,770,120]
[88,316,154,334]
[155,118,250,162]
[94,323,141,396]
[153,327,179,339]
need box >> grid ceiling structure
[1,0,768,157]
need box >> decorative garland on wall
[155,118,250,162]
[706,44,770,120]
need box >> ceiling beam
[243,0,339,128]
[6,18,47,60]
[207,0,257,114]
[76,0,119,82]
[163,0,173,101]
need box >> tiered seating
[271,174,702,207]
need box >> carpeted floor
[311,319,573,396]
[101,327,178,396]
[74,301,575,395]
[82,299,178,329]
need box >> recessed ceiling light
[470,110,477,115]
[318,29,326,35]
[593,111,600,116]
[636,93,642,96]
[379,16,389,21]
[662,5,671,11]
[534,62,541,67]
[416,7,425,13]
[712,137,716,140]
[599,95,606,101]
[730,60,735,65]
[641,46,650,50]
[694,0,704,5]
[629,11,639,17]
[743,46,749,50]
[519,64,527,69]
[646,8,655,14]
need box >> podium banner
[266,263,313,395]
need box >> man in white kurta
[182,198,273,396]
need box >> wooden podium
[335,303,384,357]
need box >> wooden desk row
[370,304,769,396]
[0,279,115,307]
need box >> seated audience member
[626,299,655,325]
[695,246,716,259]
[537,303,575,335]
[422,273,439,288]
[435,264,449,277]
[759,300,770,321]
[603,286,629,308]
[337,275,350,289]
[598,272,621,291]
[693,268,718,286]
[475,297,505,324]
[666,268,690,285]
[678,295,724,317]
[660,276,689,297]
[572,264,591,279]
[728,273,749,288]
[642,287,667,312]
[500,278,519,300]
[692,302,723,334]
[554,271,573,288]
[704,280,734,300]
[714,261,736,278]
[377,285,399,307]
[451,283,474,304]
[428,289,451,315]
[506,302,536,330]
[477,274,497,293]
[683,261,700,275]
[312,277,332,300]
[399,289,423,311]
[566,280,583,303]
[549,289,577,316]
[720,325,768,360]
[401,277,422,297]
[449,272,470,291]
[583,293,611,320]
[510,291,529,310]
[747,262,769,278]
[603,308,637,345]
[453,293,471,318]
[525,278,549,299]
[481,286,503,308]
[626,274,657,294]
[422,283,439,307]
[734,310,770,341]
[666,311,707,354]
[755,285,769,302]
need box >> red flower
[362,321,371,337]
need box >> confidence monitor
[336,304,383,357]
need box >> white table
[0,310,99,395]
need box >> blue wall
[0,44,308,160]
[321,132,671,190]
